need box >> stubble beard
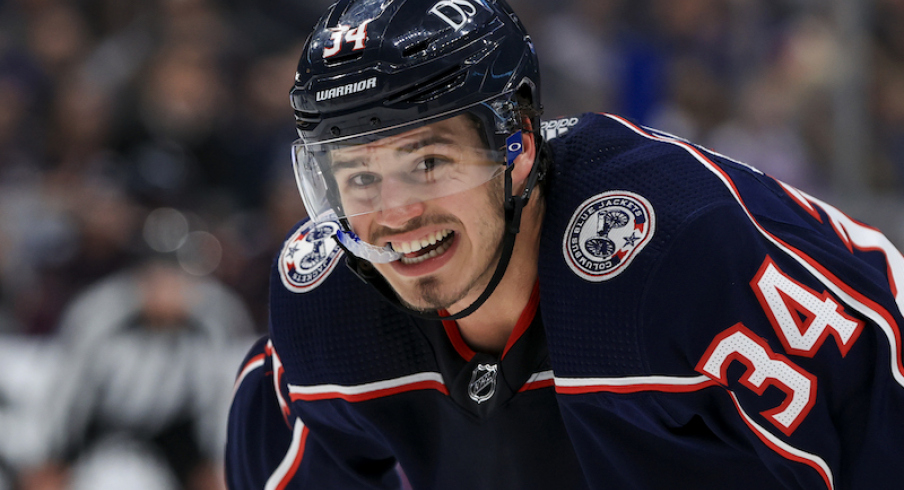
[399,178,506,313]
[404,229,504,312]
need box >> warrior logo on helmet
[279,221,345,293]
[563,191,655,282]
[315,77,378,102]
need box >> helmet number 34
[324,20,371,59]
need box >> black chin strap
[337,158,539,321]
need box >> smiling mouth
[391,229,455,265]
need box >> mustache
[368,214,460,243]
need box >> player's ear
[511,119,536,189]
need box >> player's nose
[373,179,425,228]
[374,201,425,229]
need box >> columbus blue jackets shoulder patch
[278,220,345,293]
[562,190,655,282]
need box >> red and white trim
[730,392,834,490]
[288,372,448,402]
[264,418,309,490]
[265,340,291,425]
[519,370,555,392]
[232,353,266,399]
[554,374,718,395]
[791,190,904,382]
[777,181,822,222]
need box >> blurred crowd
[527,0,904,197]
[0,0,330,488]
[0,0,903,489]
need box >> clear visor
[293,113,507,224]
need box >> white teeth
[390,229,452,255]
[399,235,454,265]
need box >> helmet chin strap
[335,131,543,321]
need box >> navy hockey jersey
[226,113,904,489]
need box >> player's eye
[348,172,380,188]
[415,156,454,174]
[415,157,438,172]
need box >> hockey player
[226,0,904,488]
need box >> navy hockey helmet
[289,0,543,320]
[290,0,541,229]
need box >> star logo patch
[562,191,655,282]
[278,220,344,293]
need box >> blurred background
[0,0,902,489]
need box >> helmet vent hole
[385,67,466,104]
[295,111,320,129]
[410,72,466,103]
[324,51,365,66]
[402,39,432,58]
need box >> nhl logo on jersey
[278,220,344,293]
[563,190,655,282]
[467,363,498,404]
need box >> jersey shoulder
[268,219,437,387]
[538,113,904,380]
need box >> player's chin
[397,297,439,313]
[396,278,462,313]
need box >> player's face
[335,115,506,311]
